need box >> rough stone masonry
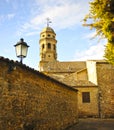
[0,57,78,130]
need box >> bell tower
[39,26,57,62]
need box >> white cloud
[7,13,15,20]
[83,31,97,39]
[0,13,15,24]
[17,0,90,36]
[26,31,39,36]
[73,43,105,61]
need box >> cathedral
[39,25,114,118]
[0,25,114,130]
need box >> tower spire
[46,18,52,27]
[39,24,57,63]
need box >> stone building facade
[39,26,114,118]
[0,57,78,130]
[0,25,113,130]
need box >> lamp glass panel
[15,44,21,57]
[21,45,28,57]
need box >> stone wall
[77,87,99,117]
[96,62,114,118]
[0,58,78,130]
[76,69,88,80]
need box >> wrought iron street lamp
[14,38,29,64]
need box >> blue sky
[0,0,106,69]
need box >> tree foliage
[104,43,114,64]
[83,0,114,64]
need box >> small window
[47,43,51,49]
[53,44,56,50]
[82,92,90,103]
[42,35,45,37]
[48,34,50,37]
[42,44,44,49]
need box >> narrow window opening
[82,92,90,103]
[47,43,51,49]
[53,44,56,50]
[42,44,44,49]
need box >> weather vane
[46,18,52,27]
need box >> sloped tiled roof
[63,80,97,87]
[47,73,97,87]
[40,61,86,73]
